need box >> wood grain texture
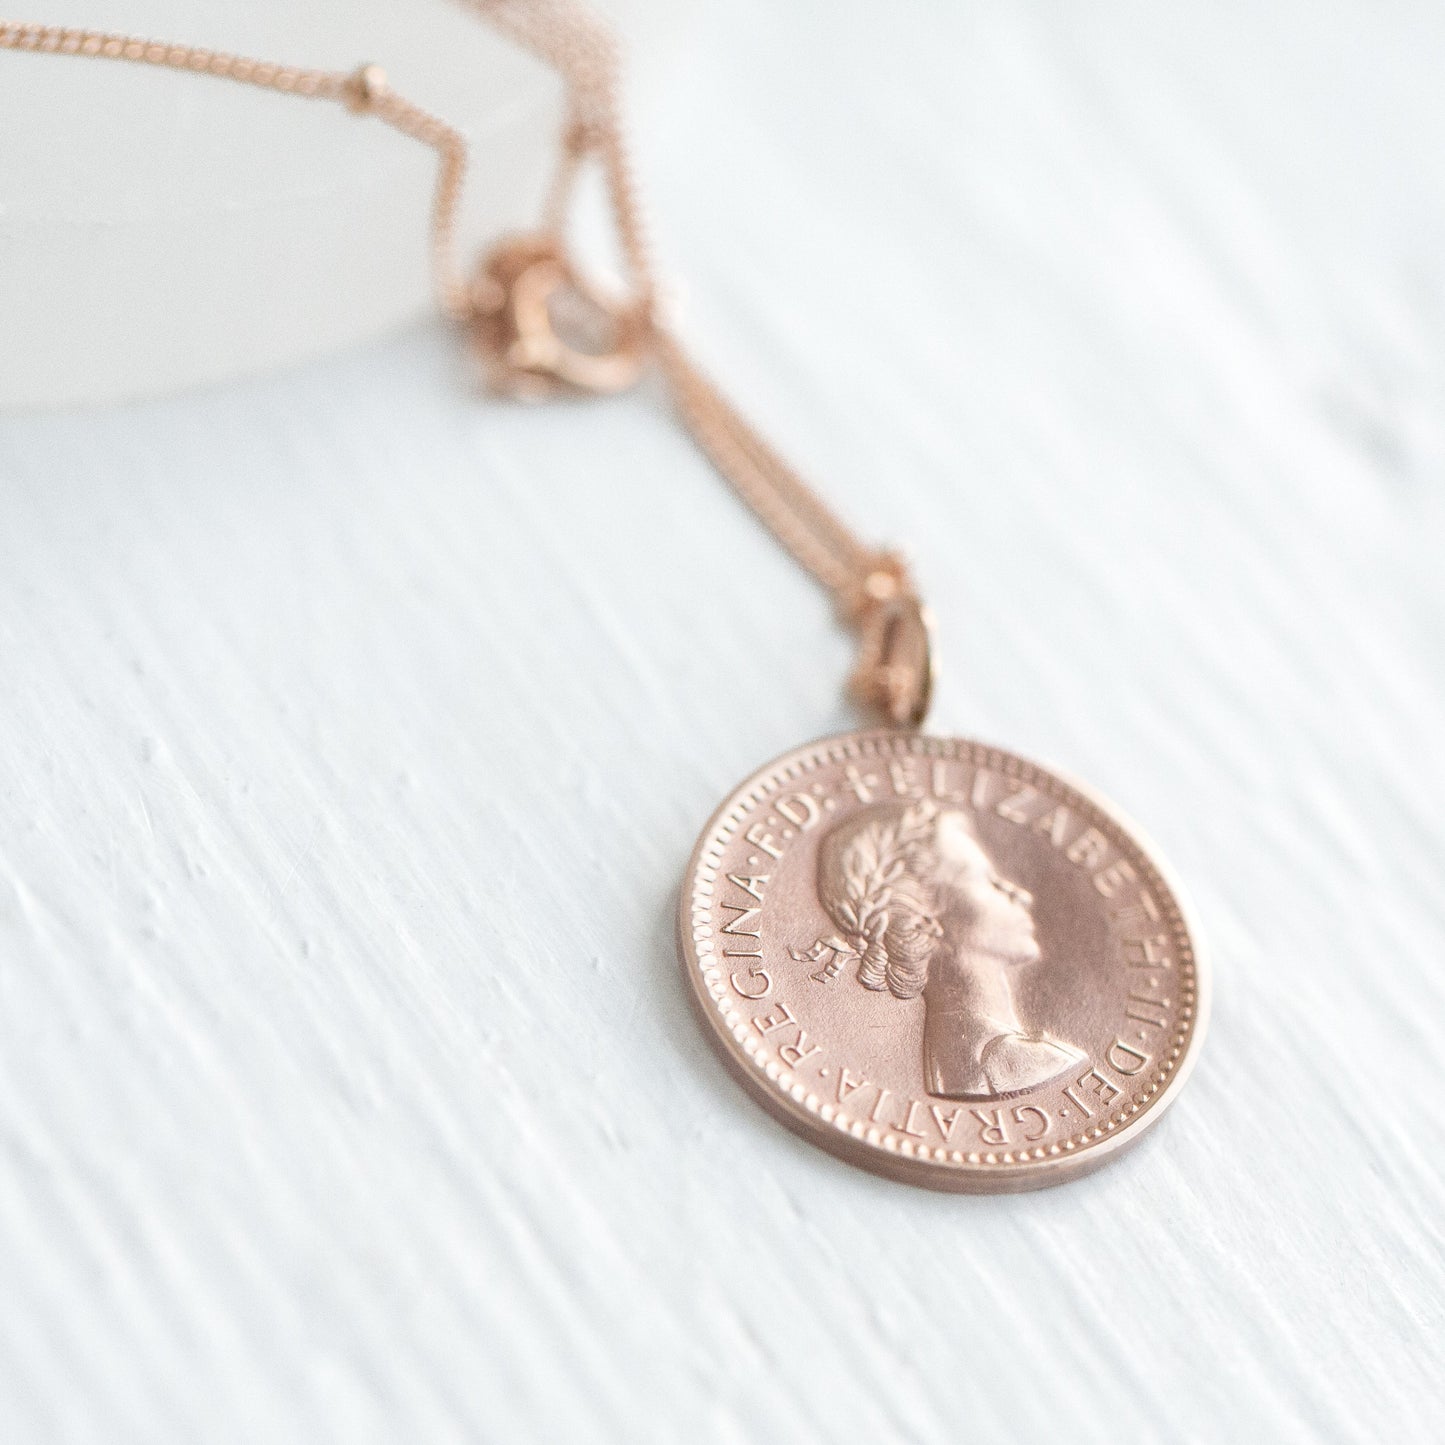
[2,2,1443,1440]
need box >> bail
[847,557,934,728]
[469,233,650,400]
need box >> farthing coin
[679,731,1209,1191]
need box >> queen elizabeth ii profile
[791,798,1086,1100]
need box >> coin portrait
[796,798,1088,1100]
[680,732,1208,1191]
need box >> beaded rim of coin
[679,730,1210,1192]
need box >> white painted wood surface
[2,2,1443,1440]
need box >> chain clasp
[470,234,649,400]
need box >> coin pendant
[679,731,1208,1191]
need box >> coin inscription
[679,732,1208,1191]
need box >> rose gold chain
[453,3,909,611]
[0,21,472,320]
[1,5,931,725]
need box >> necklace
[3,3,1208,1192]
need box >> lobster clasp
[848,567,934,728]
[470,234,650,400]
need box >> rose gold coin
[679,731,1208,1191]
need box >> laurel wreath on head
[791,797,940,986]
